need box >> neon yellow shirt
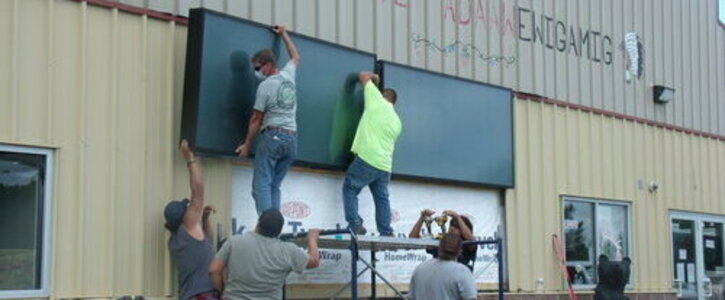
[350,81,402,172]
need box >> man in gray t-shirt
[209,209,320,300]
[164,140,217,300]
[235,24,300,216]
[408,234,477,300]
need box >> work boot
[350,224,367,235]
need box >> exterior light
[653,85,675,104]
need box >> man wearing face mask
[235,24,300,216]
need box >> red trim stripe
[73,1,725,142]
[514,92,725,141]
[75,0,188,24]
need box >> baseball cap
[164,198,190,232]
[439,233,463,258]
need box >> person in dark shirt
[409,209,477,271]
[594,255,632,300]
[164,140,218,300]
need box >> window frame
[0,144,53,298]
[560,195,633,290]
[669,211,725,298]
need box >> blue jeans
[252,130,297,215]
[342,156,394,235]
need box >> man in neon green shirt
[342,72,402,236]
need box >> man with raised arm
[409,209,478,271]
[164,139,218,300]
[235,24,300,216]
[341,72,401,236]
[208,209,321,299]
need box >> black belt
[264,126,297,135]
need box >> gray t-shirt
[254,61,297,131]
[216,232,309,300]
[168,228,216,300]
[408,259,477,300]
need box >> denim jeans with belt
[252,129,297,215]
[342,156,394,235]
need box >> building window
[562,196,630,287]
[0,145,53,298]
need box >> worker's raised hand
[420,209,435,218]
[272,24,286,35]
[180,139,194,162]
[235,144,249,157]
[371,74,381,86]
[203,205,215,218]
[443,210,459,218]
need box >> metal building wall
[116,0,724,136]
[508,97,725,292]
[0,0,223,298]
[1,0,724,298]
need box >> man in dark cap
[164,139,217,300]
[408,233,477,300]
[208,209,321,299]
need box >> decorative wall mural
[620,32,644,83]
[379,0,409,8]
[443,0,517,38]
[411,33,517,67]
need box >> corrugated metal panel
[164,0,725,134]
[508,98,725,292]
[1,0,723,297]
[719,6,725,135]
[0,0,200,297]
[336,0,355,48]
[100,0,724,135]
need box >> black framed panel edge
[377,59,515,189]
[180,9,205,146]
[190,8,377,58]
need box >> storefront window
[563,197,630,287]
[703,222,723,272]
[0,145,52,298]
[598,204,629,260]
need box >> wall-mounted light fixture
[653,85,675,104]
[648,181,659,193]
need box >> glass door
[672,218,699,299]
[671,212,725,300]
[700,219,724,300]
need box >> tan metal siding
[611,0,625,114]
[508,98,725,292]
[0,0,15,141]
[0,0,211,297]
[1,0,723,298]
[720,11,725,134]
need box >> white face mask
[254,70,267,81]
